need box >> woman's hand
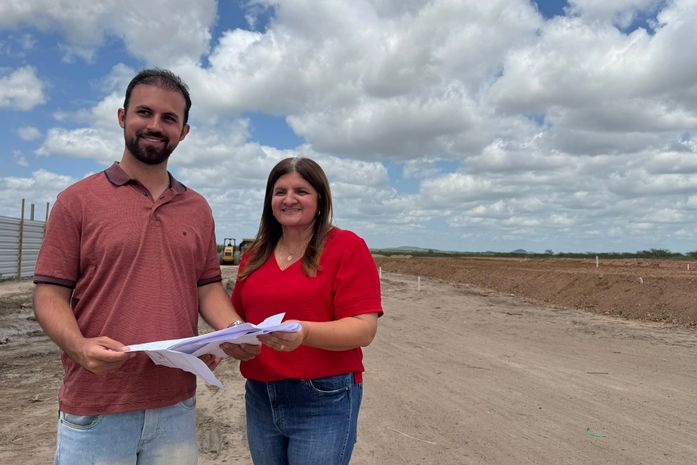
[257,321,306,352]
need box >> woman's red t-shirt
[232,228,383,382]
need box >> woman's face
[271,171,319,230]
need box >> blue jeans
[54,396,198,465]
[245,374,363,465]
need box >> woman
[231,157,382,465]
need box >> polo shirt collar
[104,162,187,193]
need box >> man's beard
[125,130,175,165]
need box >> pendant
[287,255,293,261]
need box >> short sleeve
[332,234,383,319]
[197,217,222,286]
[33,194,81,288]
[231,254,248,319]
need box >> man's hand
[199,354,222,371]
[72,336,135,375]
[219,342,261,361]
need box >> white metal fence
[0,215,46,280]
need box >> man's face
[118,84,190,165]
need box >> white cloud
[19,33,35,50]
[16,126,41,140]
[189,0,541,158]
[0,0,215,64]
[0,66,46,110]
[467,138,568,173]
[13,150,28,167]
[0,169,75,219]
[34,91,124,161]
[7,0,697,252]
[177,146,398,244]
[550,213,576,226]
[644,151,697,174]
[36,128,120,161]
[100,64,137,95]
[609,169,697,197]
[403,158,446,179]
[288,96,476,158]
[420,173,510,207]
[567,0,664,29]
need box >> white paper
[142,349,225,388]
[126,312,301,387]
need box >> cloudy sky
[1,0,696,253]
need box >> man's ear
[179,123,190,141]
[117,108,125,128]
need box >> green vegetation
[371,247,696,260]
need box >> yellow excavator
[219,238,237,265]
[219,237,255,265]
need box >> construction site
[2,256,697,464]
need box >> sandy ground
[2,258,697,464]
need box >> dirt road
[2,264,697,464]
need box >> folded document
[127,313,300,388]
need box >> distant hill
[382,246,433,252]
[373,246,531,255]
[372,247,694,260]
[373,246,456,254]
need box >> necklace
[281,244,301,262]
[278,237,309,263]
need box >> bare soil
[373,255,697,326]
[2,257,697,464]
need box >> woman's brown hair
[237,157,334,280]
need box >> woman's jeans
[54,396,198,465]
[245,373,363,465]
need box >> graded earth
[1,256,696,464]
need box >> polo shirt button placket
[150,206,161,225]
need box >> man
[34,68,259,465]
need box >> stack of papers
[127,313,300,388]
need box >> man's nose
[146,116,164,132]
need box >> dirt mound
[373,256,697,326]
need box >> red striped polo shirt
[34,162,221,415]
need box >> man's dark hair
[123,68,192,124]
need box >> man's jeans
[245,373,362,465]
[55,396,197,465]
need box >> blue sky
[2,0,696,253]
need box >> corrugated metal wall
[0,215,46,280]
